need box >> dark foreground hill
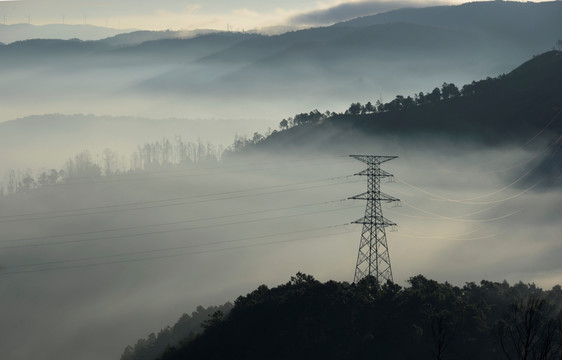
[123,273,562,360]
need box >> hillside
[142,1,562,95]
[121,303,233,360]
[339,0,561,50]
[0,23,134,44]
[0,114,272,177]
[246,51,562,150]
[130,273,562,360]
[233,51,562,185]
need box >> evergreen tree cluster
[277,81,464,131]
[156,273,562,360]
[271,51,562,148]
[121,303,233,360]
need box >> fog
[1,132,560,359]
[0,1,561,359]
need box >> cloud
[185,4,202,14]
[289,0,446,26]
[233,8,261,18]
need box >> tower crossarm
[352,216,396,227]
[353,168,394,178]
[349,155,398,166]
[348,191,399,203]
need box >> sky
[0,0,461,31]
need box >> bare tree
[102,148,117,176]
[431,310,454,360]
[497,295,557,360]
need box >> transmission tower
[349,155,399,284]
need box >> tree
[102,148,117,176]
[38,172,49,187]
[555,310,562,359]
[120,345,134,360]
[362,102,374,114]
[441,83,460,99]
[251,132,265,144]
[375,100,384,112]
[430,310,455,360]
[21,174,35,191]
[461,82,477,96]
[202,310,224,330]
[415,92,426,105]
[66,150,101,179]
[347,102,362,115]
[279,118,289,130]
[5,169,19,194]
[497,295,557,360]
[426,87,442,103]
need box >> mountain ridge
[231,50,562,184]
[126,273,562,360]
[0,23,135,44]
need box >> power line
[386,202,501,221]
[398,231,503,241]
[395,178,542,206]
[0,175,355,223]
[0,205,362,250]
[0,229,356,277]
[1,198,350,244]
[400,201,523,222]
[425,109,562,174]
[7,224,349,271]
[46,155,349,186]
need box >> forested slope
[121,303,233,360]
[253,50,562,148]
[234,51,562,183]
[154,273,562,360]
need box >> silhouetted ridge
[337,1,562,36]
[121,303,233,360]
[154,273,562,360]
[246,50,562,149]
[508,50,562,85]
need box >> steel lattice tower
[349,155,399,284]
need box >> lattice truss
[349,155,400,284]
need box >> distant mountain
[97,30,185,47]
[0,31,259,67]
[0,38,112,62]
[0,23,134,44]
[205,22,482,86]
[336,1,562,55]
[109,32,261,63]
[98,29,220,48]
[139,1,562,100]
[338,1,561,33]
[1,1,561,122]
